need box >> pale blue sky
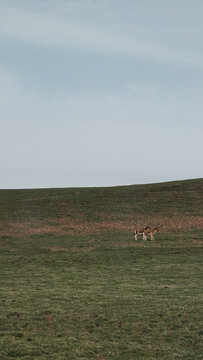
[0,0,203,188]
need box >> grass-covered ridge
[0,178,203,359]
[0,178,203,237]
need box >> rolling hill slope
[0,179,203,359]
[0,178,202,238]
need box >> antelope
[143,227,159,241]
[134,226,151,241]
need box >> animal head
[153,227,159,233]
[144,226,151,230]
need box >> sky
[0,0,203,189]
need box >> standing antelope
[134,226,151,241]
[143,227,159,241]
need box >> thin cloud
[0,4,202,67]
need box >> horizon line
[0,177,202,191]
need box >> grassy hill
[0,178,203,238]
[0,178,203,359]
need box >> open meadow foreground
[0,178,203,360]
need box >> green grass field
[0,179,203,359]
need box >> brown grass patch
[45,246,67,252]
[0,214,202,238]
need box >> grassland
[0,178,203,359]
